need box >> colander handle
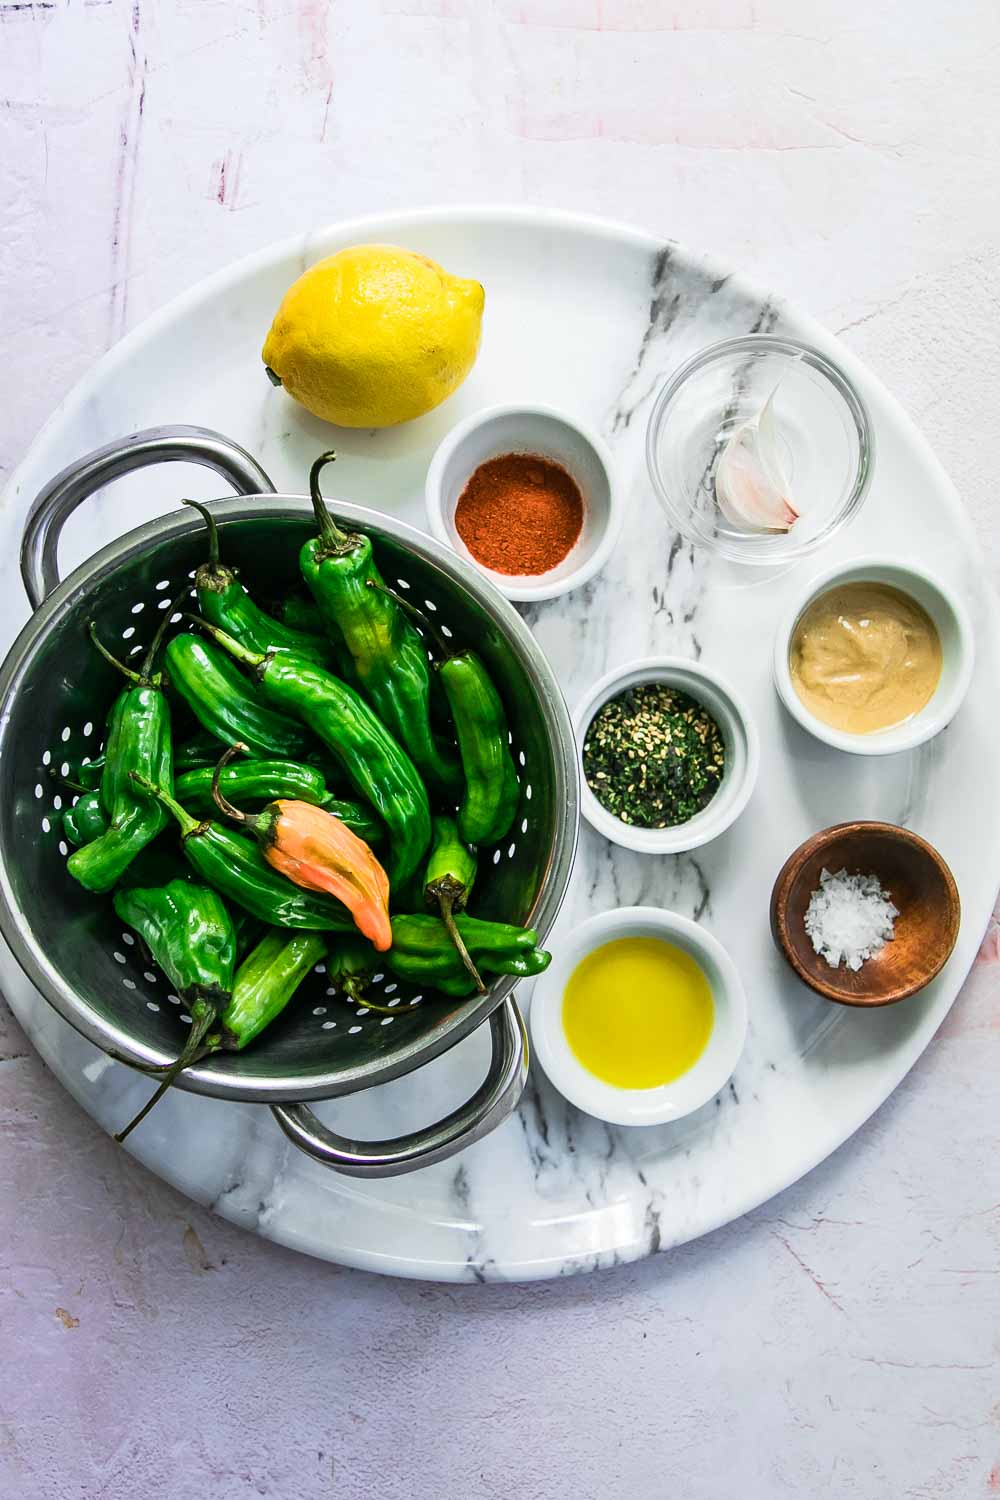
[270,997,529,1178]
[21,425,275,608]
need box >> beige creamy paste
[790,581,942,734]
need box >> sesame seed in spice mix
[582,683,726,828]
[454,453,584,576]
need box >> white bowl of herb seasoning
[574,657,760,854]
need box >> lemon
[262,244,485,429]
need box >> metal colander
[0,427,578,1176]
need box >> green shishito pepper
[300,453,460,799]
[189,622,431,889]
[222,929,327,1050]
[375,587,519,847]
[175,758,328,816]
[128,772,354,932]
[183,499,331,665]
[62,789,109,847]
[165,632,314,761]
[66,613,176,894]
[423,814,484,993]
[386,914,551,999]
[113,877,238,1141]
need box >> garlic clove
[715,389,799,533]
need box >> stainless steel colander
[0,426,578,1177]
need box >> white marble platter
[2,206,997,1282]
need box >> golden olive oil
[562,936,714,1089]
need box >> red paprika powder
[454,453,584,576]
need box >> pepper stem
[114,1003,220,1142]
[128,770,200,838]
[343,976,400,1016]
[88,622,142,683]
[308,452,352,549]
[365,580,453,660]
[185,614,265,669]
[141,585,189,682]
[434,889,487,994]
[211,743,253,824]
[182,498,222,569]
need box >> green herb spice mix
[582,684,726,828]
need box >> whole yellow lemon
[262,244,485,428]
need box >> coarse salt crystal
[803,867,899,972]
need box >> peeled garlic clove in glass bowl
[714,388,800,534]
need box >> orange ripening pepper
[264,800,391,951]
[211,748,391,950]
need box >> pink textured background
[1,3,998,1496]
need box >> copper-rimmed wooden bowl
[770,822,961,1006]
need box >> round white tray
[3,206,997,1281]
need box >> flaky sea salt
[804,867,899,971]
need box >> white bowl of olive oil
[529,906,748,1126]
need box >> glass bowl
[645,335,874,566]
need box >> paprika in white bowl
[424,403,622,602]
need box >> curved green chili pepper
[164,632,315,761]
[300,454,460,798]
[387,913,549,997]
[113,877,238,1141]
[190,622,431,889]
[222,929,328,1049]
[129,772,355,932]
[423,815,483,992]
[62,789,110,847]
[373,585,519,846]
[175,758,329,817]
[67,613,176,894]
[183,499,331,665]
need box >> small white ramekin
[529,906,748,1126]
[773,555,975,756]
[424,403,622,602]
[573,656,760,854]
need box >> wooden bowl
[770,822,960,1006]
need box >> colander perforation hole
[113,951,126,964]
[312,1006,327,1016]
[41,817,50,833]
[395,577,411,589]
[321,1020,337,1030]
[166,994,181,1006]
[58,840,67,856]
[60,727,70,743]
[348,1025,362,1035]
[121,626,135,640]
[146,1002,159,1012]
[34,784,43,800]
[130,602,145,615]
[121,933,134,946]
[143,971,157,984]
[42,751,51,767]
[380,1018,393,1026]
[155,579,170,591]
[121,978,136,991]
[422,599,437,612]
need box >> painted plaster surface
[1,3,998,1497]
